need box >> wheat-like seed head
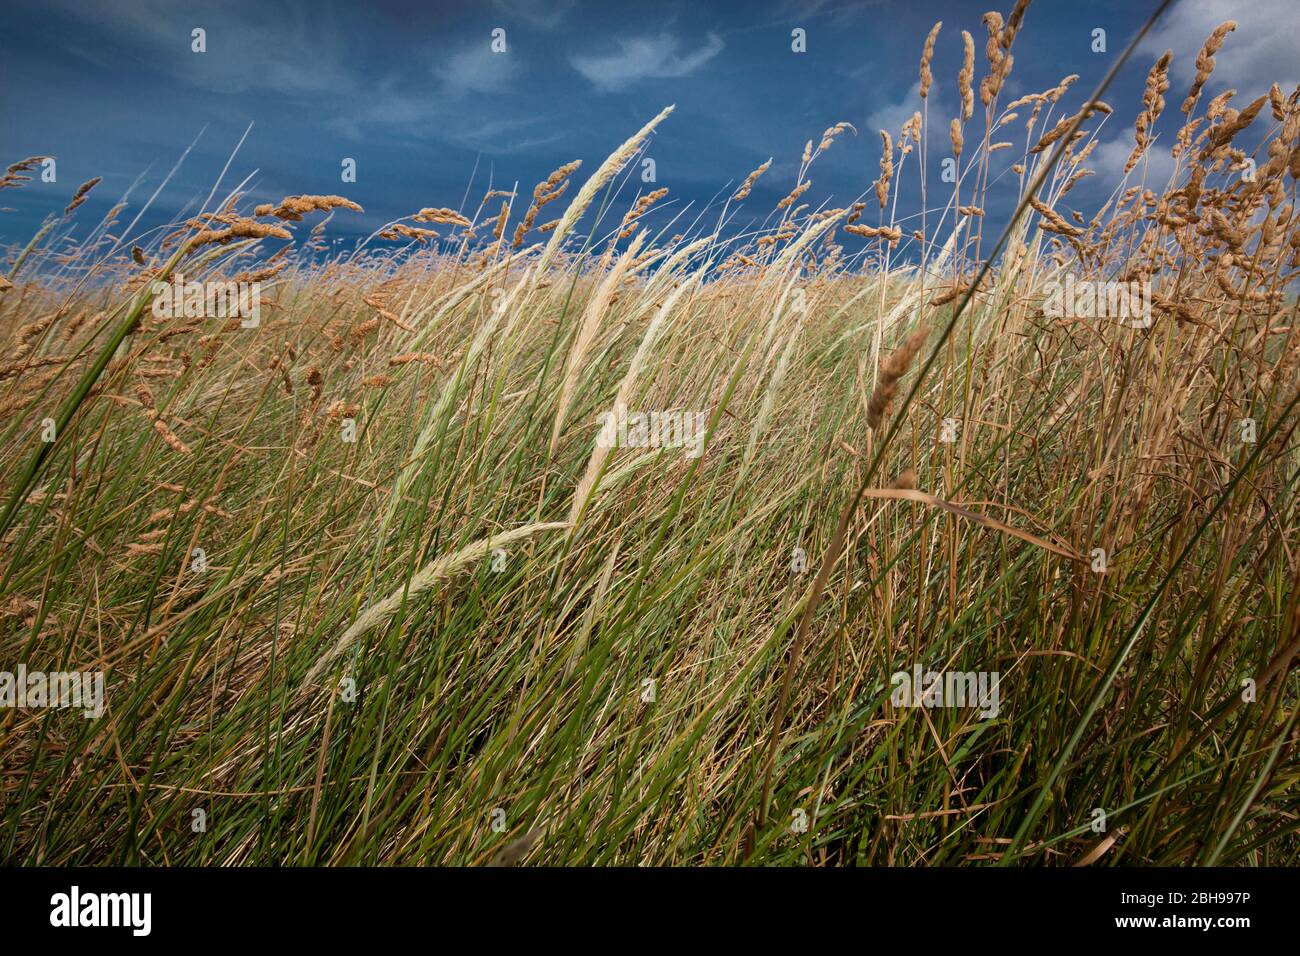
[875,131,893,208]
[733,158,772,201]
[919,21,942,99]
[412,207,472,227]
[959,30,975,121]
[535,105,674,276]
[63,177,101,215]
[1126,51,1173,173]
[867,325,929,430]
[1183,21,1237,115]
[255,194,363,221]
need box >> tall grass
[1,2,1298,865]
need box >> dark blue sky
[1,0,1294,259]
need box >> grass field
[2,3,1299,865]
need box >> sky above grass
[1,0,1295,256]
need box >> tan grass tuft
[535,106,674,276]
[776,179,812,211]
[866,325,929,430]
[413,207,472,227]
[1182,21,1236,115]
[256,195,363,221]
[379,224,439,244]
[0,156,49,191]
[1125,51,1172,173]
[959,30,975,121]
[875,131,894,208]
[919,22,942,100]
[888,468,918,490]
[64,177,101,215]
[733,159,772,202]
[152,418,190,455]
[618,188,668,239]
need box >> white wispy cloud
[450,117,567,154]
[436,43,523,97]
[326,93,563,156]
[1138,0,1298,105]
[571,31,724,92]
[1091,134,1176,191]
[865,81,926,139]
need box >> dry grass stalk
[618,188,668,239]
[568,274,698,526]
[302,521,570,686]
[513,160,581,248]
[1126,51,1172,173]
[535,105,674,276]
[550,232,646,455]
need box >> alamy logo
[890,665,1000,719]
[596,404,706,458]
[50,886,151,936]
[151,273,261,327]
[0,665,103,718]
[1043,274,1151,328]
